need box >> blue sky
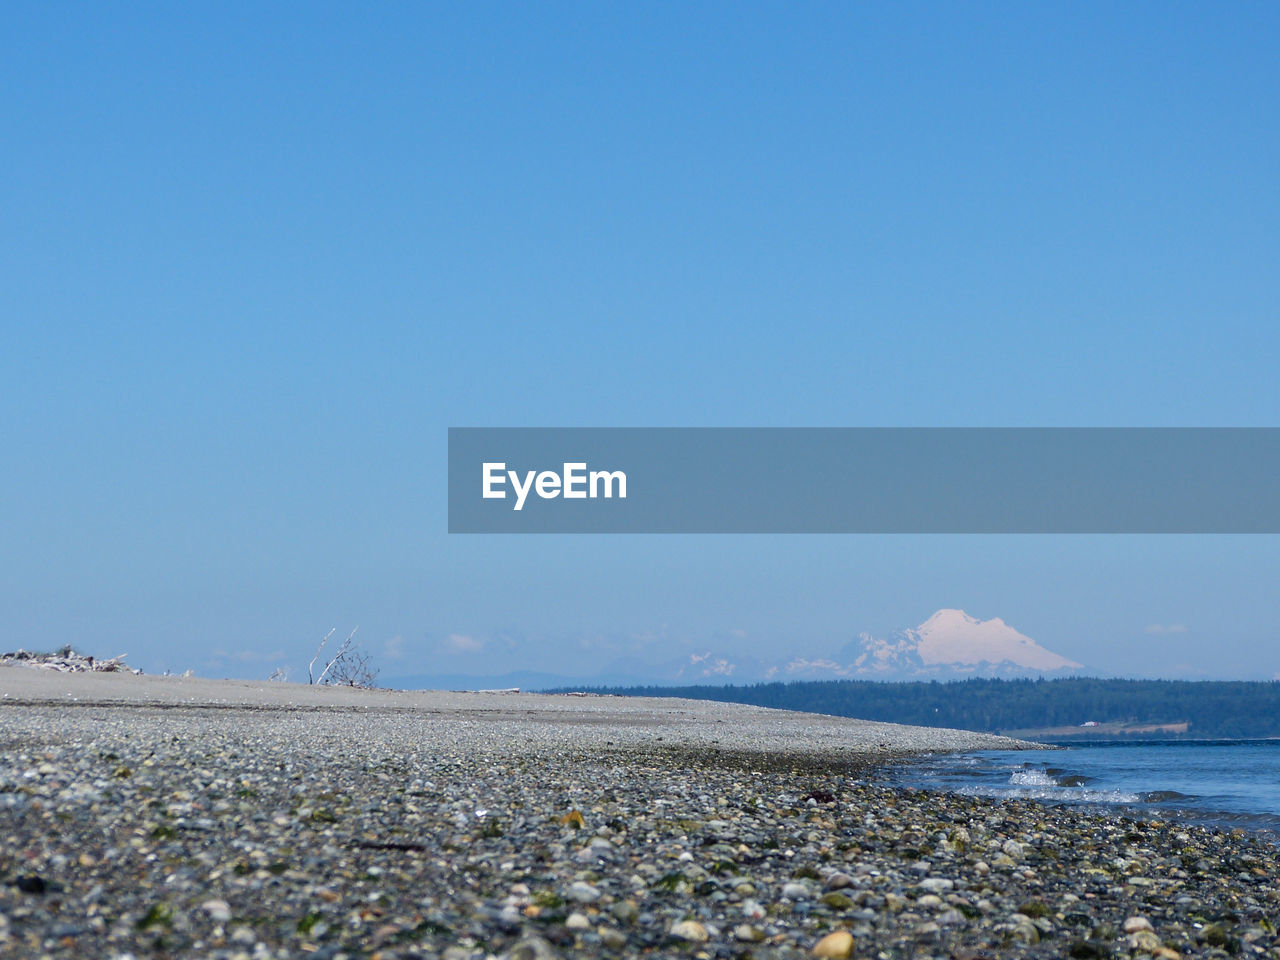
[3,3,1277,681]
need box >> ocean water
[888,739,1280,838]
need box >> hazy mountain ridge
[385,609,1085,690]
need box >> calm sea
[889,739,1280,839]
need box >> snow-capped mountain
[838,609,1082,679]
[609,611,1080,686]
[387,610,1085,690]
[623,610,1083,685]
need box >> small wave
[1190,809,1280,829]
[1008,768,1058,787]
[1081,788,1142,804]
[1142,790,1198,803]
[1119,805,1280,841]
[892,744,1280,842]
[958,785,1142,804]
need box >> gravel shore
[2,667,1277,959]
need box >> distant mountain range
[384,609,1085,691]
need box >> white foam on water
[957,784,1142,804]
[1008,768,1058,787]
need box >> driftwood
[0,647,141,674]
[308,627,360,685]
[306,627,377,688]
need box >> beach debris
[558,809,585,829]
[0,647,140,674]
[307,627,378,687]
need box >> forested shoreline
[570,677,1280,739]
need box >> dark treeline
[569,677,1280,738]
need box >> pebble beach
[2,667,1278,960]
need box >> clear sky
[3,3,1277,682]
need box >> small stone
[1123,916,1154,933]
[819,892,854,909]
[565,911,590,931]
[824,872,855,890]
[669,920,708,942]
[811,930,854,958]
[734,924,766,942]
[1001,839,1024,859]
[919,877,954,893]
[1200,924,1228,947]
[610,901,639,924]
[599,926,627,949]
[1012,921,1039,944]
[782,881,810,900]
[505,936,559,960]
[568,881,600,903]
[230,926,256,945]
[1067,940,1109,959]
[974,861,990,875]
[1128,930,1161,953]
[201,899,232,922]
[14,876,48,895]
